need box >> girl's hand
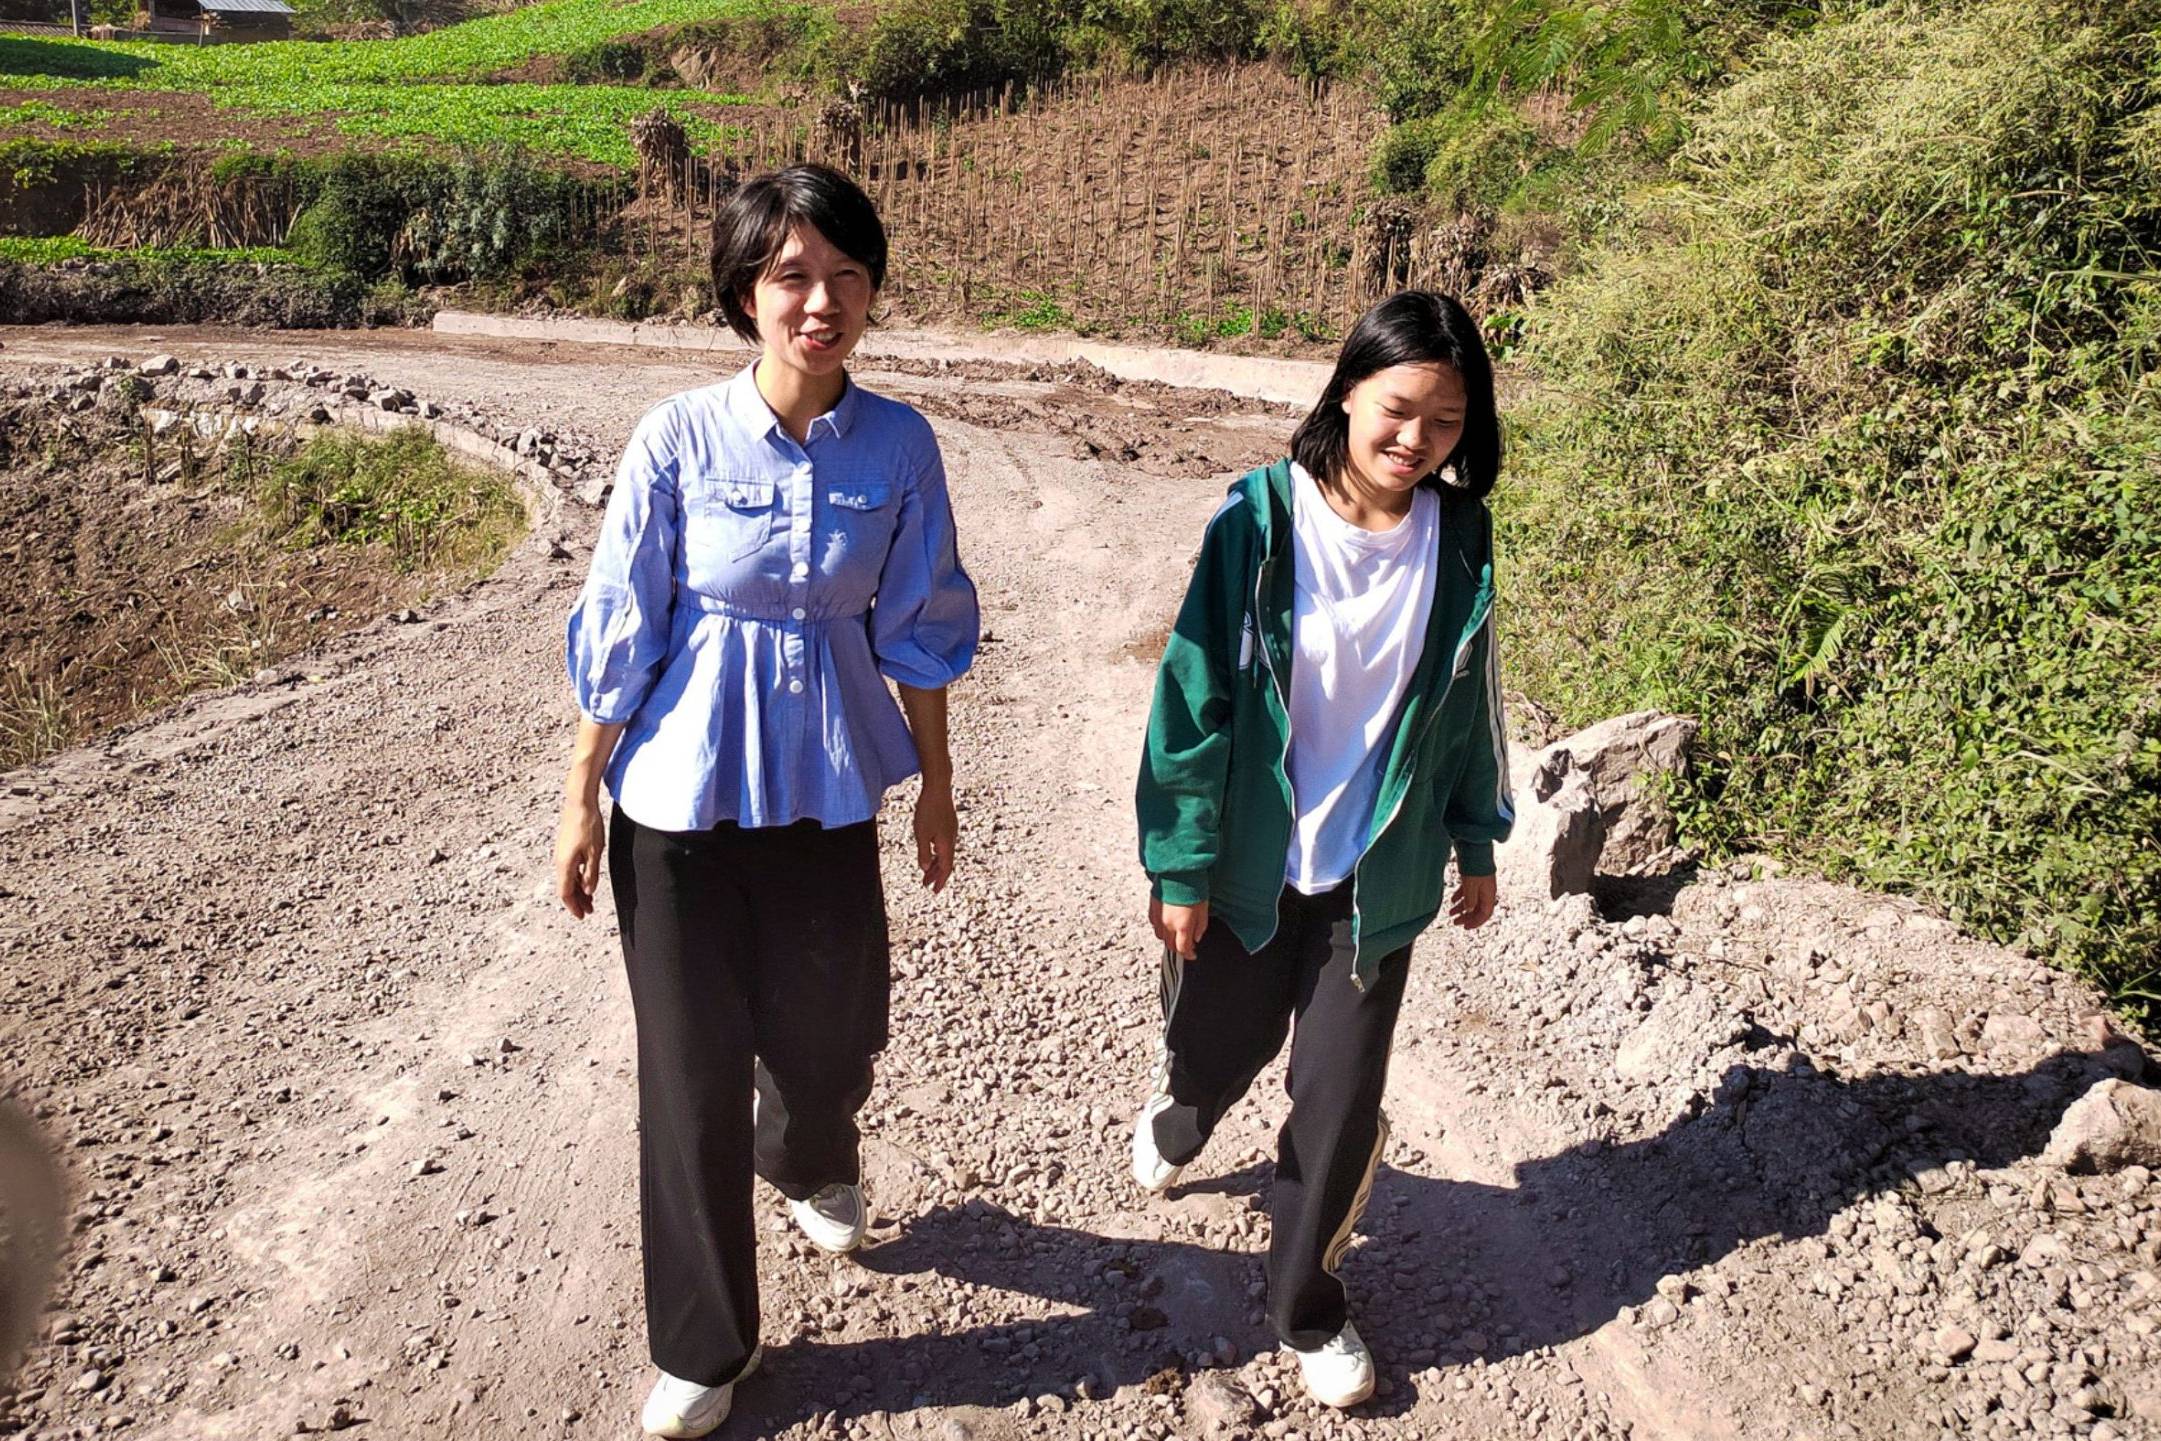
[1151,897,1209,960]
[1449,873,1497,929]
[555,800,606,919]
[914,782,958,892]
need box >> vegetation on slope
[1497,0,2161,1000]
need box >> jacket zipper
[1347,599,1493,987]
[1249,551,1294,956]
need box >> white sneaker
[788,1181,867,1254]
[1286,1322,1375,1408]
[1131,1090,1183,1194]
[640,1347,761,1438]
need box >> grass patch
[240,426,526,574]
[0,236,304,265]
[1499,0,2161,1004]
[0,668,73,772]
[0,98,107,130]
[985,289,1073,332]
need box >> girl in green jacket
[1132,290,1513,1408]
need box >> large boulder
[2043,1079,2161,1174]
[1496,747,1606,902]
[1494,709,1695,900]
[1532,710,1697,873]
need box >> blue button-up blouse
[566,365,980,831]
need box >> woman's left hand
[913,782,958,892]
[1449,873,1497,929]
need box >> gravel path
[1,325,2156,1441]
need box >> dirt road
[1,325,2155,1441]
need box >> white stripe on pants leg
[1152,944,1185,1094]
[1321,1108,1391,1276]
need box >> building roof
[198,0,295,14]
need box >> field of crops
[4,0,779,85]
[0,0,775,164]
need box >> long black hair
[709,164,888,344]
[1289,290,1502,500]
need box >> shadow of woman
[724,1047,2130,1432]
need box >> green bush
[562,39,648,83]
[1420,99,1544,211]
[1500,0,2161,1002]
[284,150,610,283]
[1371,115,1445,195]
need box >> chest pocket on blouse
[818,481,899,570]
[691,477,778,563]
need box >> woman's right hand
[555,800,606,919]
[1150,897,1209,961]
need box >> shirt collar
[722,362,860,445]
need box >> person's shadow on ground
[729,1047,2129,1430]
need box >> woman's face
[745,223,876,381]
[1340,361,1467,494]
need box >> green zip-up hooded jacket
[1136,458,1514,989]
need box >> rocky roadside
[0,336,2154,1441]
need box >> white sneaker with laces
[788,1181,867,1254]
[1130,1090,1184,1194]
[1286,1322,1375,1408]
[640,1347,761,1438]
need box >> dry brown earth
[0,324,2156,1441]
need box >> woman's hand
[1151,897,1209,960]
[555,800,606,919]
[556,718,623,920]
[1449,873,1497,929]
[913,782,958,892]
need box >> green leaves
[1501,0,2161,1008]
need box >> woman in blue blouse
[554,165,979,1440]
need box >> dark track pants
[610,809,890,1386]
[1149,883,1411,1349]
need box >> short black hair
[709,164,889,344]
[1290,290,1502,499]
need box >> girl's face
[744,223,875,381]
[1339,362,1467,494]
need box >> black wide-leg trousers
[1149,883,1411,1350]
[609,809,890,1386]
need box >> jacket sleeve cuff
[1453,840,1496,878]
[1152,873,1210,907]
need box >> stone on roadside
[138,355,179,376]
[1982,1012,2047,1053]
[1527,709,1697,872]
[1497,749,1605,901]
[1616,984,1746,1084]
[1914,1006,1962,1060]
[2042,1079,2161,1174]
[1185,1373,1260,1433]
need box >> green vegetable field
[0,0,782,164]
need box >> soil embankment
[0,324,2154,1441]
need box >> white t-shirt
[1283,462,1439,895]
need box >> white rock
[1525,710,1696,872]
[1498,750,1604,902]
[2043,1079,2161,1174]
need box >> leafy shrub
[1500,0,2161,1001]
[284,150,610,283]
[562,39,648,83]
[1371,114,1445,195]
